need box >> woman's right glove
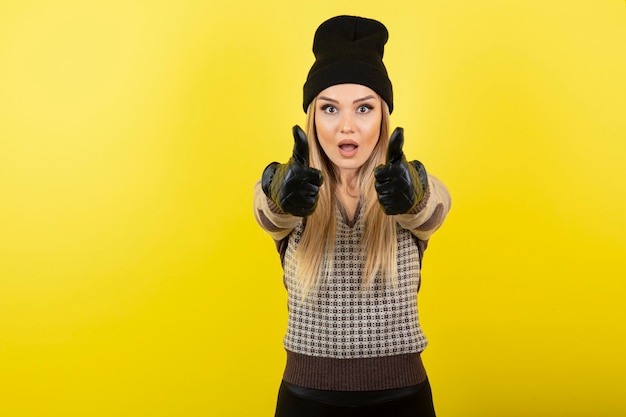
[261,125,323,217]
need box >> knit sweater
[254,174,451,391]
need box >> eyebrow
[318,95,377,104]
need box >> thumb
[386,127,405,164]
[291,125,310,166]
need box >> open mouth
[338,143,358,157]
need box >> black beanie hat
[303,15,394,113]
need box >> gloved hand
[261,125,323,217]
[374,127,428,215]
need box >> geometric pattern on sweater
[283,203,428,359]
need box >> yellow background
[1,1,625,416]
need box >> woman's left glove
[374,127,428,215]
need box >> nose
[340,112,355,133]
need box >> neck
[336,169,359,197]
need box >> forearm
[394,174,451,241]
[253,181,301,241]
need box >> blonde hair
[295,96,398,299]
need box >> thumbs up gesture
[261,125,323,217]
[374,127,428,215]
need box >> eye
[357,105,373,113]
[320,104,338,114]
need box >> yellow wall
[1,1,625,416]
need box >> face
[314,84,382,178]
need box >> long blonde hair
[294,96,398,299]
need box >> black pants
[274,379,436,417]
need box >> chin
[337,162,365,172]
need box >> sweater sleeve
[253,180,301,242]
[394,174,451,241]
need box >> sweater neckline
[336,198,363,228]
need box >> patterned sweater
[254,175,451,391]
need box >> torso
[281,199,427,390]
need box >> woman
[254,15,451,417]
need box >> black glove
[261,125,323,217]
[374,127,428,215]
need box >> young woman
[254,15,451,417]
